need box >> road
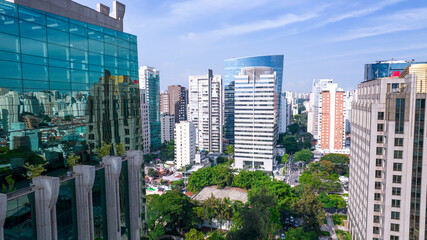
[283,157,302,186]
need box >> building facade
[224,55,284,144]
[168,85,188,123]
[349,63,427,240]
[174,121,196,168]
[161,114,175,144]
[188,69,223,153]
[234,67,278,171]
[160,91,170,114]
[139,66,161,149]
[140,89,151,154]
[317,83,347,153]
[0,0,147,238]
[364,59,426,82]
[279,93,291,133]
[309,79,334,139]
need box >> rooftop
[193,186,248,203]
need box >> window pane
[47,28,69,46]
[18,5,45,24]
[22,54,47,65]
[89,39,104,54]
[50,81,71,90]
[0,60,21,79]
[49,66,70,82]
[21,38,47,57]
[0,50,19,62]
[0,14,19,35]
[49,58,70,69]
[118,46,129,60]
[89,52,104,66]
[0,78,22,89]
[0,32,20,53]
[22,63,48,80]
[19,20,46,41]
[23,79,48,90]
[46,15,68,31]
[71,69,88,83]
[48,43,69,61]
[70,34,88,50]
[69,23,87,37]
[70,48,88,64]
[105,43,117,56]
[0,1,18,17]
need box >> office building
[160,91,170,114]
[364,59,426,82]
[161,114,175,144]
[279,93,291,133]
[0,0,147,239]
[174,121,196,168]
[188,70,223,153]
[234,67,278,171]
[224,55,284,143]
[309,79,334,139]
[349,63,427,240]
[316,83,347,154]
[168,85,188,123]
[139,66,161,149]
[140,89,151,154]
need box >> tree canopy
[293,149,313,163]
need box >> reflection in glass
[4,193,37,239]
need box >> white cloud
[329,8,427,42]
[181,13,318,40]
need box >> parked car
[294,220,299,227]
[290,216,294,223]
[281,233,285,239]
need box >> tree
[2,175,16,193]
[225,145,234,155]
[293,149,313,163]
[147,190,196,237]
[282,154,289,164]
[187,165,234,193]
[229,187,279,240]
[185,229,204,240]
[66,153,80,168]
[287,123,301,135]
[115,143,125,156]
[143,153,158,164]
[97,142,112,159]
[284,228,317,240]
[282,136,300,154]
[321,153,349,176]
[231,170,270,189]
[160,140,175,161]
[292,187,325,232]
[171,179,185,190]
[23,161,47,179]
[147,168,158,178]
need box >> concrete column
[32,176,60,240]
[0,194,7,240]
[102,156,122,239]
[125,150,143,239]
[73,165,96,240]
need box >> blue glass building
[0,0,147,238]
[365,60,426,81]
[223,55,284,143]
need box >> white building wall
[279,94,290,133]
[234,67,278,172]
[188,70,223,153]
[174,121,196,168]
[310,79,334,139]
[161,114,175,144]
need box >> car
[290,216,294,222]
[285,218,290,224]
[281,233,285,239]
[295,179,298,183]
[294,220,299,227]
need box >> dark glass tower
[223,55,284,143]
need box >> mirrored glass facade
[223,55,283,143]
[0,0,141,187]
[364,60,426,82]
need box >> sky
[75,0,427,92]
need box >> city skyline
[75,0,427,92]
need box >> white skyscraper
[174,121,196,168]
[234,67,278,171]
[349,63,427,240]
[140,89,151,154]
[309,79,334,139]
[188,69,223,153]
[161,114,175,144]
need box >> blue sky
[76,0,427,92]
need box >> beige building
[160,91,170,114]
[349,63,427,240]
[161,114,175,144]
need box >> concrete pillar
[102,156,122,239]
[125,150,143,239]
[32,176,60,240]
[0,194,6,240]
[73,165,96,240]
